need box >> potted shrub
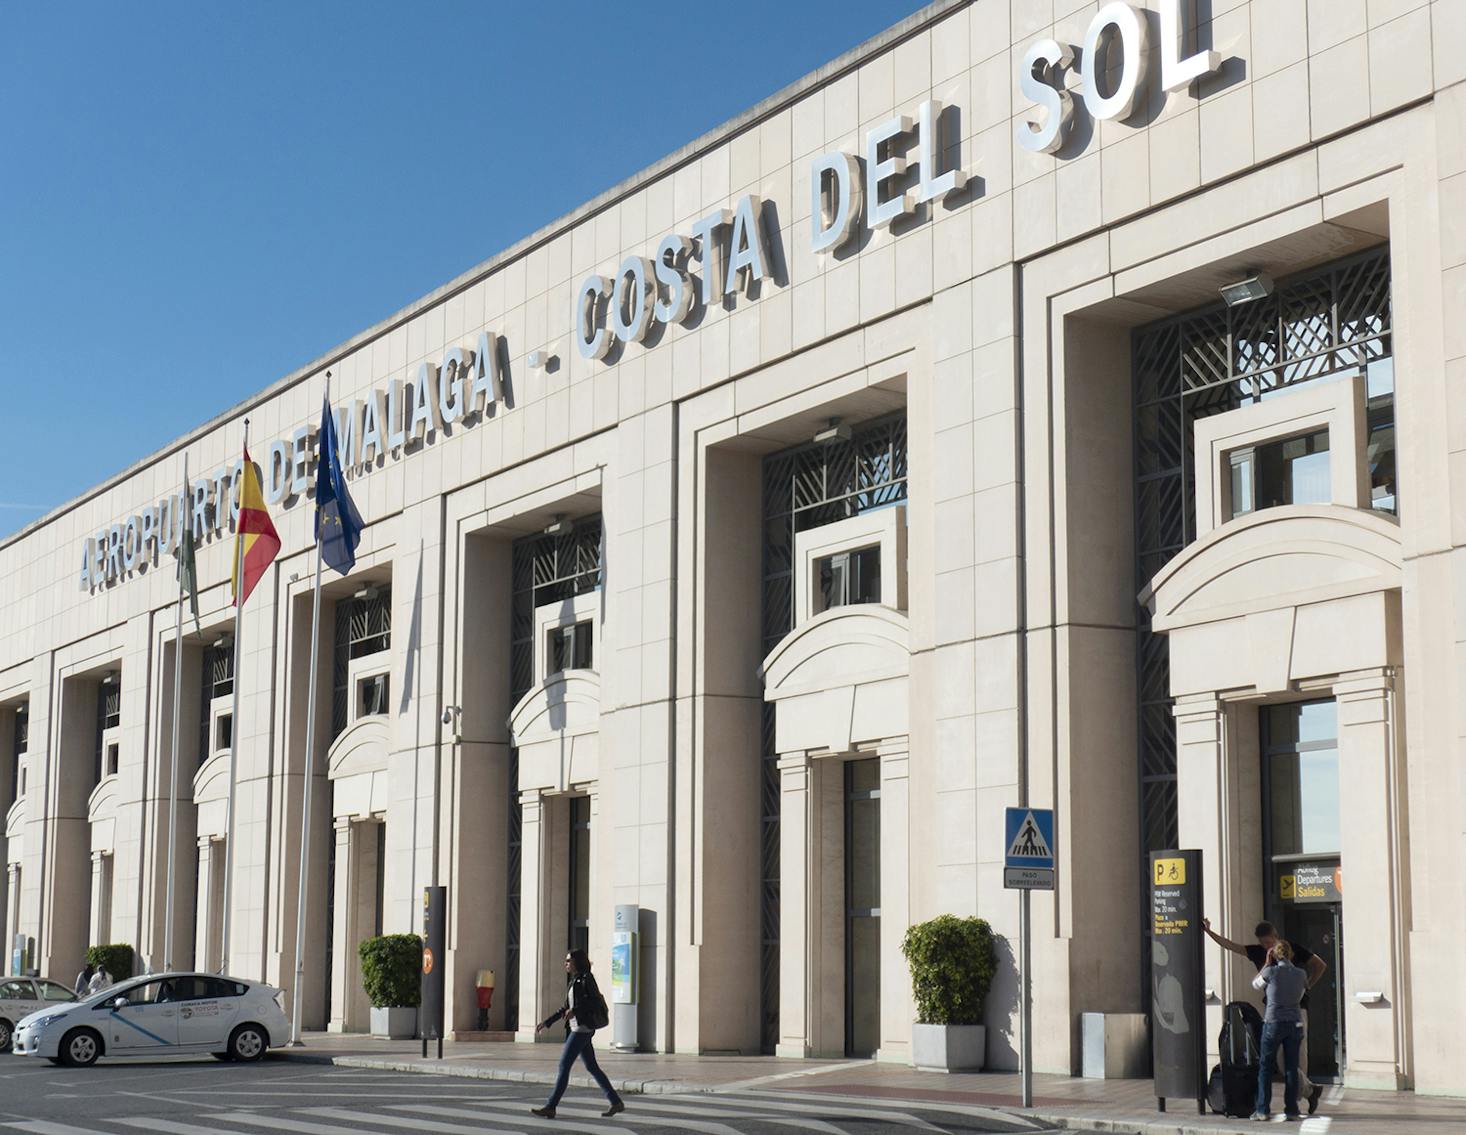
[358,933,422,1039]
[901,915,998,1072]
[86,944,135,982]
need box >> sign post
[610,904,639,1052]
[1004,806,1056,1109]
[421,886,447,1059]
[1149,850,1205,1114]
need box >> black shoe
[530,1106,556,1118]
[1308,1084,1323,1114]
[603,1100,625,1117]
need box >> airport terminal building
[3,0,1464,1095]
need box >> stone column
[774,750,820,1061]
[1335,668,1408,1090]
[515,790,549,1042]
[878,746,911,1064]
[5,863,20,967]
[195,838,216,973]
[327,818,356,1033]
[1174,693,1233,1050]
[87,852,109,948]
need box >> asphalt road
[0,1057,1058,1135]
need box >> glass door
[845,759,881,1058]
[1261,700,1345,1081]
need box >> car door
[106,978,179,1052]
[173,977,240,1050]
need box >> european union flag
[316,395,364,576]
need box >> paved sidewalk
[275,1033,1466,1135]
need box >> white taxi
[0,977,77,1052]
[12,972,289,1066]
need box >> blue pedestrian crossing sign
[1005,807,1055,867]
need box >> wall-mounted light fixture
[1219,273,1274,307]
[354,585,381,602]
[543,514,572,537]
[813,417,851,445]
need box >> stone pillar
[88,852,110,948]
[877,746,911,1064]
[516,790,549,1042]
[1174,693,1236,1051]
[327,818,356,1033]
[195,838,218,973]
[5,863,20,970]
[776,752,843,1057]
[1335,668,1408,1090]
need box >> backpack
[575,975,610,1031]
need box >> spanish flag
[232,447,281,607]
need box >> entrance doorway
[1261,700,1346,1081]
[845,759,880,1057]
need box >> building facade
[3,0,1464,1096]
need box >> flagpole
[291,373,328,1046]
[163,454,189,973]
[221,419,250,975]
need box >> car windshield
[76,977,150,1008]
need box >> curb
[275,1051,1259,1132]
[273,1050,710,1096]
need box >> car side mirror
[112,996,129,1010]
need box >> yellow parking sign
[1153,857,1185,885]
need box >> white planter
[370,1006,418,1040]
[910,1023,986,1072]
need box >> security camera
[441,707,454,725]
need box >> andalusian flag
[232,447,281,607]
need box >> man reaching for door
[1204,917,1326,1115]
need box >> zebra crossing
[1,1083,1046,1135]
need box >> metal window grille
[197,644,235,767]
[505,514,603,1030]
[1131,246,1392,959]
[759,413,907,1054]
[330,587,393,739]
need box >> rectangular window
[1366,357,1396,514]
[547,621,593,675]
[816,544,881,612]
[10,705,25,801]
[1227,429,1331,519]
[332,586,392,739]
[95,679,120,786]
[105,742,119,778]
[1263,701,1341,858]
[214,713,233,754]
[199,643,235,767]
[357,673,390,718]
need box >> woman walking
[532,949,625,1119]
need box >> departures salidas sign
[79,2,1232,595]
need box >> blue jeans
[1256,1021,1303,1116]
[546,1029,621,1109]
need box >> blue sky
[0,0,928,539]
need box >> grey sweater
[1251,959,1308,1023]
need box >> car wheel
[0,1018,11,1054]
[60,1028,102,1067]
[228,1023,267,1062]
